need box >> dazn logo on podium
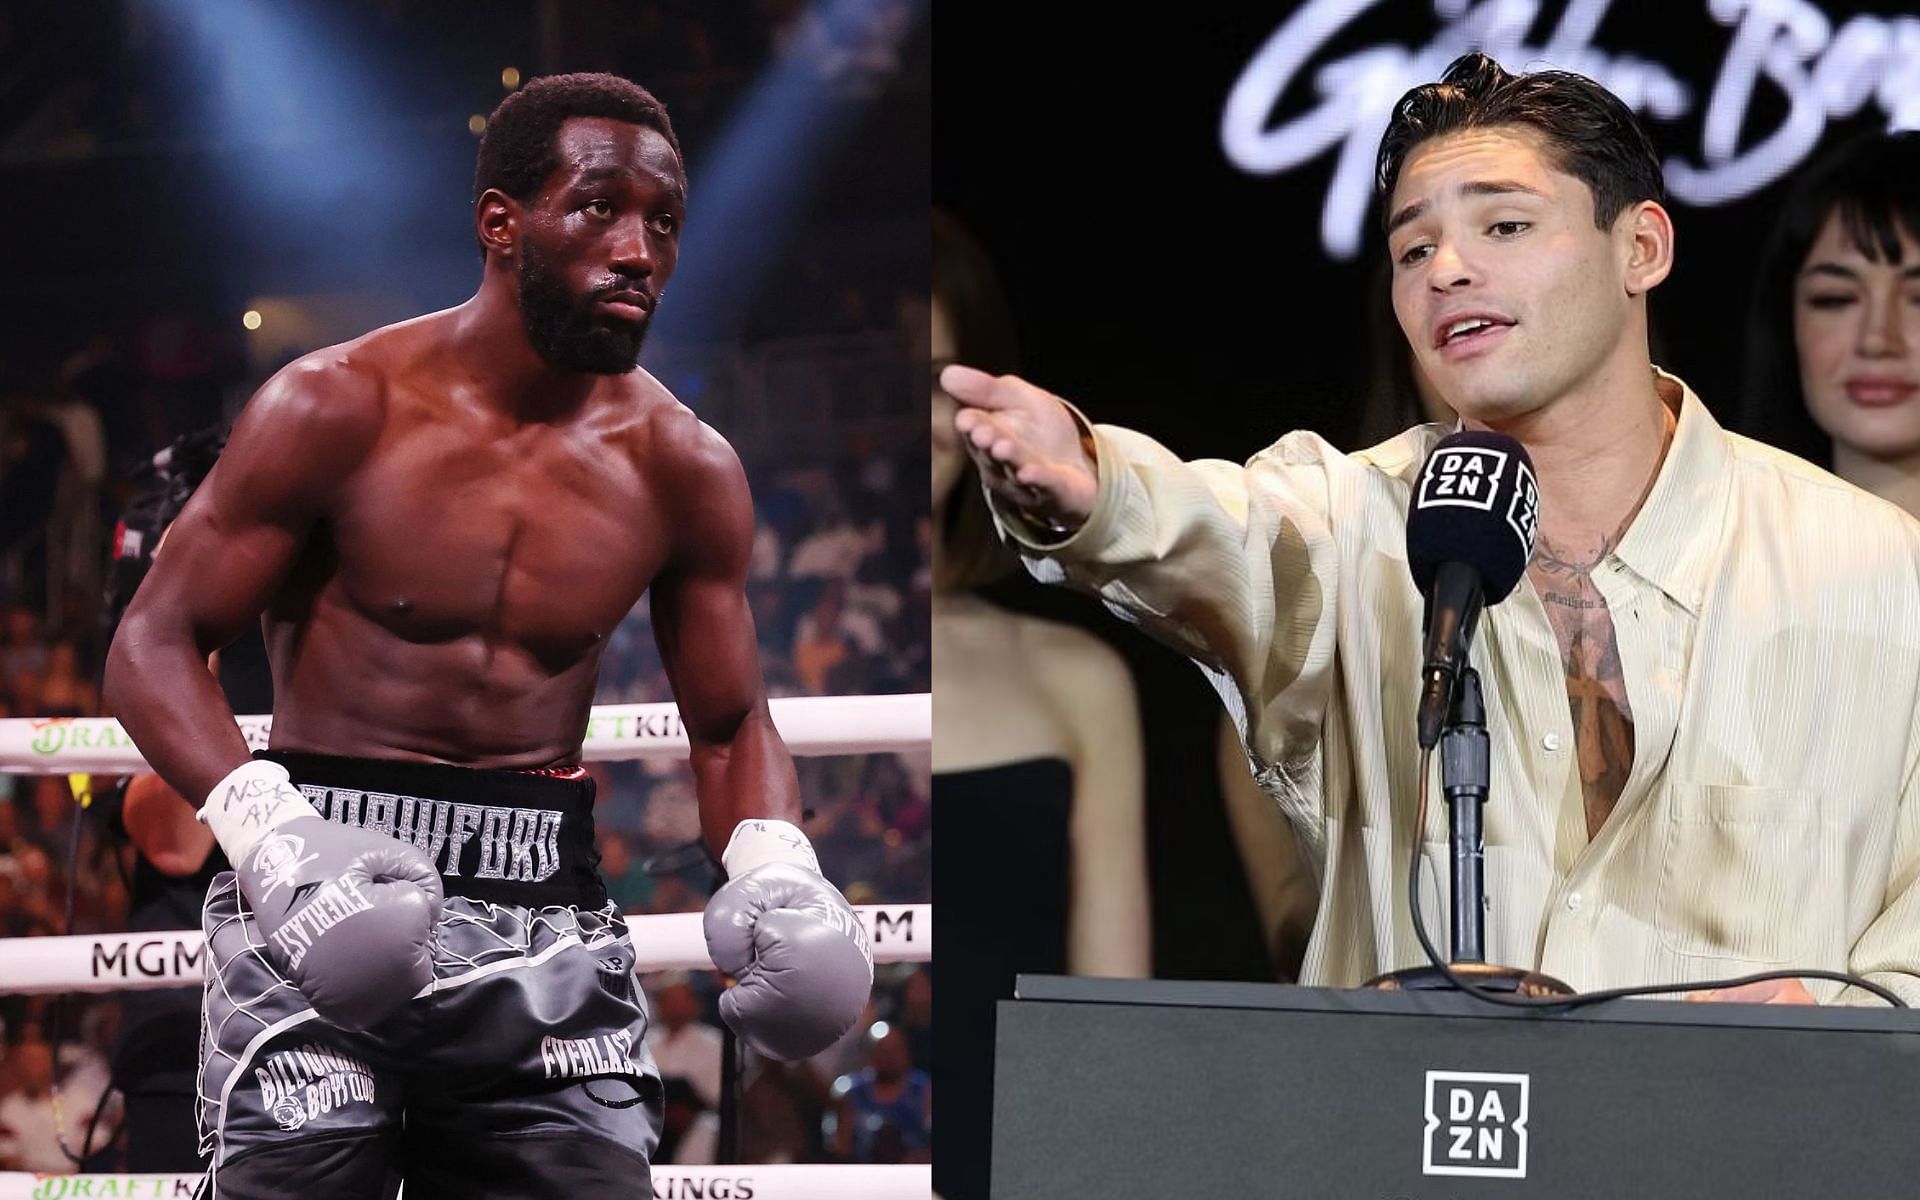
[1423,1069,1530,1179]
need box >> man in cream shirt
[940,53,1920,1004]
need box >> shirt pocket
[1654,784,1820,966]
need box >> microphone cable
[1402,748,1908,1011]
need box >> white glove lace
[721,818,821,878]
[199,759,322,868]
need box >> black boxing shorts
[194,752,663,1200]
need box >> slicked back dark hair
[1376,53,1665,234]
[473,72,681,211]
[1735,130,1920,469]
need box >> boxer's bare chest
[319,393,671,657]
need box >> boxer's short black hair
[1376,52,1665,233]
[473,72,681,206]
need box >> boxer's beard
[517,242,648,374]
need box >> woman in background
[1739,130,1920,518]
[931,207,1151,1199]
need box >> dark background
[936,0,1918,981]
[4,0,928,363]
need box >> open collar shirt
[1002,373,1920,1003]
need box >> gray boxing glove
[204,760,443,1030]
[704,820,874,1061]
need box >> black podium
[992,975,1920,1198]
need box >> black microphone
[1406,431,1539,749]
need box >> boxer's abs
[262,585,613,767]
[261,413,671,764]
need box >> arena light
[646,0,929,354]
[156,0,407,191]
[147,0,454,299]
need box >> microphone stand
[1369,667,1571,997]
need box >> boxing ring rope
[0,692,935,992]
[0,904,930,995]
[0,693,931,772]
[0,693,934,1198]
[0,1165,933,1199]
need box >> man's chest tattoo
[1530,536,1635,837]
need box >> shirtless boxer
[102,72,873,1198]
